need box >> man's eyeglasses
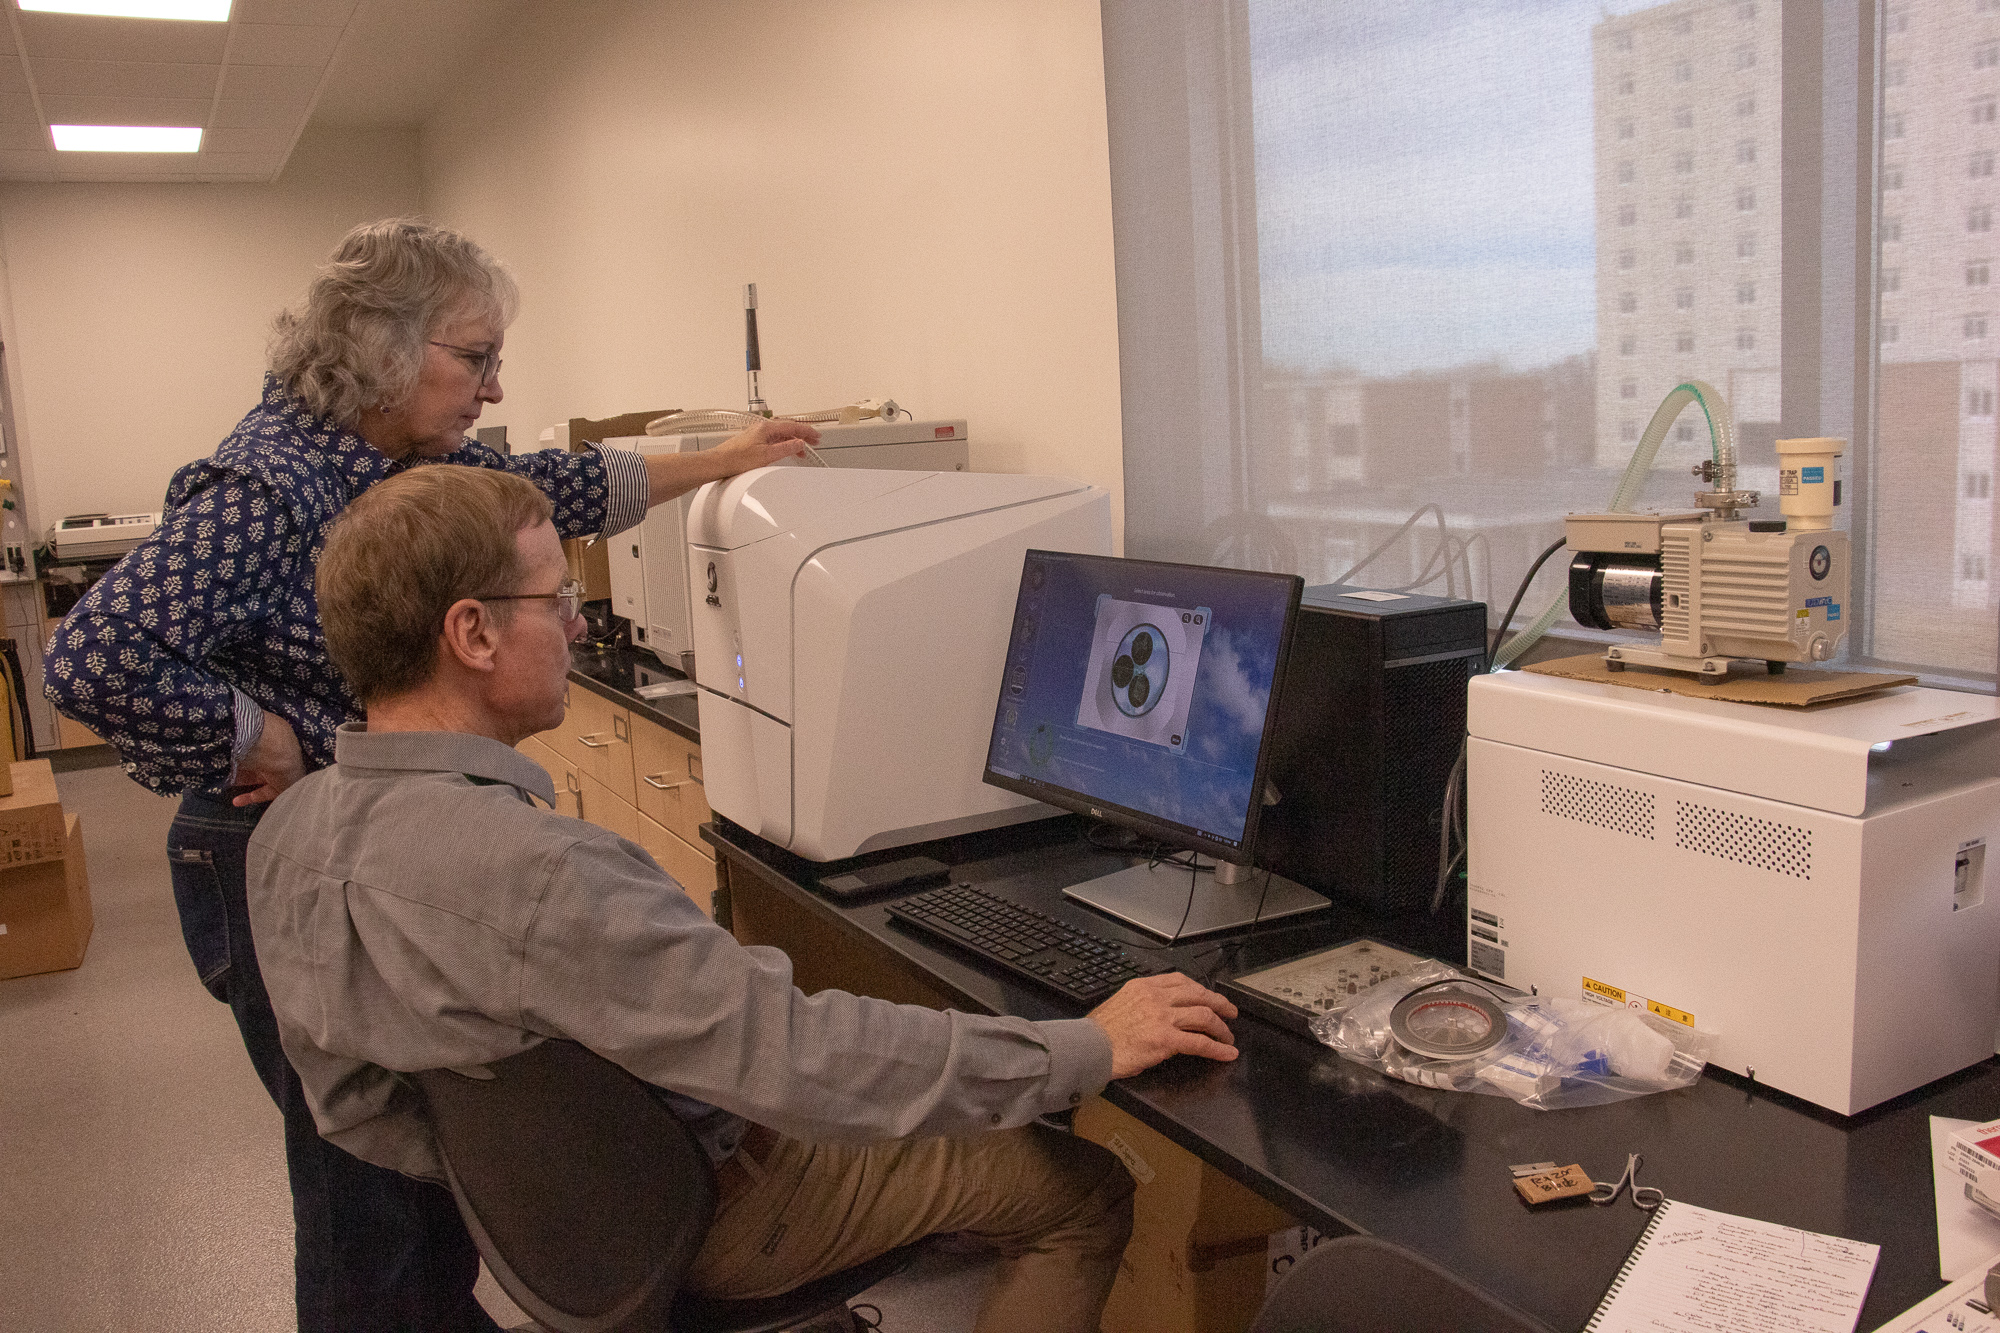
[430,340,503,385]
[477,577,584,622]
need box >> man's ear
[437,597,502,674]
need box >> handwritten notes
[1586,1200,1880,1333]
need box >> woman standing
[44,218,813,1332]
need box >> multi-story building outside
[1872,0,2000,670]
[1258,359,1597,597]
[1591,0,1783,475]
[1591,0,1998,674]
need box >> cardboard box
[0,814,91,979]
[1076,1096,1300,1333]
[1523,653,1916,707]
[1948,1119,2000,1189]
[551,409,675,603]
[0,760,67,869]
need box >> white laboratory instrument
[605,420,970,673]
[1565,437,1849,682]
[1467,669,2000,1116]
[687,465,1111,862]
[50,511,160,560]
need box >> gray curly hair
[268,218,519,426]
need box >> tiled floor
[0,759,985,1332]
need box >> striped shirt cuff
[230,688,264,776]
[593,442,650,539]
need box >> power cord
[1487,536,1568,673]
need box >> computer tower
[1256,584,1485,913]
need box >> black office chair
[410,1039,922,1333]
[1249,1234,1557,1333]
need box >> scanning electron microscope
[1564,436,1847,682]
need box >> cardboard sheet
[1523,652,1916,707]
[1934,1116,2000,1281]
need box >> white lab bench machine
[687,465,1111,862]
[606,420,969,673]
[1467,670,2000,1115]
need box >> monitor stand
[1063,859,1330,943]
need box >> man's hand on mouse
[1089,972,1239,1078]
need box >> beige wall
[418,0,1125,540]
[0,126,421,533]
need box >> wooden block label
[1514,1164,1594,1205]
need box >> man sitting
[245,465,1241,1333]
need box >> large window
[1105,0,1992,684]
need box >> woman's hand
[644,418,823,505]
[232,711,307,807]
[711,418,819,474]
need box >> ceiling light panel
[18,2,230,19]
[2,0,364,182]
[51,124,202,151]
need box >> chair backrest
[410,1039,718,1333]
[1250,1234,1557,1333]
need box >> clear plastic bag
[1306,961,1714,1110]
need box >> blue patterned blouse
[44,377,647,797]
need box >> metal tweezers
[1590,1152,1664,1210]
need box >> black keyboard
[886,883,1160,1006]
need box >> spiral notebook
[1585,1200,1880,1332]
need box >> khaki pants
[684,1124,1135,1333]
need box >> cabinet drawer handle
[613,715,629,742]
[565,771,581,794]
[687,754,704,786]
[576,733,613,749]
[643,774,692,791]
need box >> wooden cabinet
[632,718,710,846]
[530,681,717,918]
[636,812,718,919]
[516,734,581,818]
[577,769,641,843]
[542,684,635,806]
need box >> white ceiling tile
[0,61,28,92]
[195,149,282,174]
[0,151,57,180]
[228,22,343,66]
[0,93,37,122]
[39,94,213,125]
[235,0,358,25]
[54,153,199,177]
[209,96,293,128]
[0,124,46,152]
[202,124,289,153]
[18,12,231,65]
[30,58,220,99]
[217,61,318,103]
[0,23,15,55]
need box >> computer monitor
[982,550,1329,940]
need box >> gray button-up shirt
[246,724,1114,1181]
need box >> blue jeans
[168,794,502,1333]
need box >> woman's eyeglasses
[430,340,502,385]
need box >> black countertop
[704,811,2000,1333]
[565,642,700,742]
